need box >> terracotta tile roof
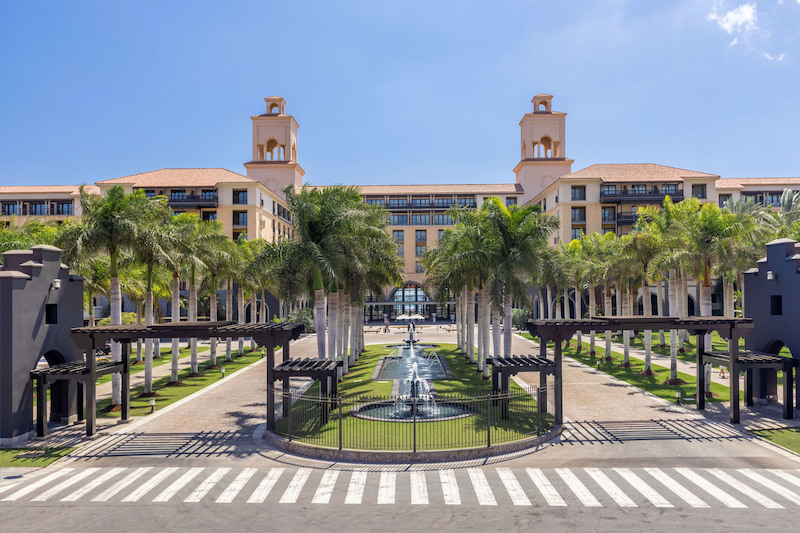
[96,168,253,188]
[341,183,523,195]
[0,185,99,195]
[716,177,800,190]
[562,164,718,183]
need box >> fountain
[353,328,474,421]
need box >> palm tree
[0,217,59,259]
[625,217,661,373]
[202,236,236,367]
[58,185,166,405]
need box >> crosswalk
[3,466,800,509]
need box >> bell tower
[244,97,304,195]
[514,94,573,205]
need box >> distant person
[384,318,390,333]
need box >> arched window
[266,139,278,161]
[269,104,280,114]
[540,136,553,158]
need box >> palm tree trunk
[466,288,475,363]
[604,282,612,361]
[575,285,582,350]
[226,278,233,362]
[456,293,462,353]
[546,286,554,319]
[209,289,218,367]
[557,289,563,319]
[538,287,545,319]
[482,291,491,361]
[88,292,96,327]
[250,292,257,351]
[110,274,122,405]
[491,304,501,361]
[189,279,198,374]
[237,284,245,356]
[260,291,267,323]
[503,293,513,358]
[737,271,745,316]
[170,272,180,382]
[642,279,652,374]
[588,285,596,356]
[724,277,735,317]
[701,264,713,347]
[314,290,326,359]
[476,288,484,371]
[135,303,143,363]
[144,290,154,393]
[462,287,469,353]
[327,290,338,361]
[341,296,350,373]
[349,300,357,366]
[656,279,665,346]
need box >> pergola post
[745,369,754,407]
[86,339,96,437]
[121,341,130,422]
[282,339,291,418]
[36,376,47,438]
[783,360,794,420]
[76,382,84,422]
[696,332,705,410]
[730,334,740,424]
[266,342,275,430]
[539,372,547,414]
[553,334,563,425]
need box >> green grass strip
[749,427,800,455]
[0,447,75,468]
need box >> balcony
[616,212,640,225]
[167,194,218,208]
[600,189,684,204]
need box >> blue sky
[1,0,798,187]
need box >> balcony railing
[616,212,640,224]
[600,189,684,204]
[167,194,219,208]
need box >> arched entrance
[38,350,76,424]
[389,282,431,320]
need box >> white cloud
[763,52,786,60]
[708,3,759,35]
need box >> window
[392,230,404,243]
[232,231,246,241]
[411,197,430,207]
[415,245,426,257]
[411,214,430,225]
[171,189,187,200]
[506,197,517,206]
[201,189,217,200]
[718,194,731,207]
[630,184,647,195]
[455,197,476,208]
[602,228,615,235]
[202,211,217,222]
[277,204,292,222]
[388,197,408,208]
[144,189,156,198]
[600,184,617,195]
[415,230,427,244]
[554,195,558,203]
[438,229,444,240]
[390,214,407,226]
[365,198,385,206]
[692,184,707,199]
[571,228,582,241]
[433,197,453,208]
[232,211,247,226]
[571,207,586,222]
[542,199,547,211]
[602,206,616,222]
[1,203,19,216]
[232,189,248,204]
[433,213,453,225]
[766,192,782,206]
[53,201,73,215]
[415,262,425,273]
[571,186,586,201]
[662,184,678,195]
[45,304,58,324]
[771,295,782,316]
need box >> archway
[764,339,793,357]
[389,282,431,319]
[38,350,74,423]
[637,293,659,316]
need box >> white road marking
[410,471,429,505]
[62,468,126,502]
[526,468,566,507]
[377,472,396,504]
[122,467,179,502]
[0,483,21,495]
[644,467,709,508]
[31,468,100,502]
[738,469,800,506]
[280,468,311,504]
[247,468,284,503]
[345,471,367,504]
[312,470,340,504]
[556,468,601,507]
[153,468,205,502]
[705,469,782,509]
[216,468,258,503]
[92,467,152,502]
[674,468,747,508]
[3,469,74,501]
[468,469,496,506]
[184,467,230,503]
[497,468,531,506]
[439,470,461,505]
[585,468,636,508]
[614,468,673,508]
[767,469,800,490]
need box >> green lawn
[519,332,730,404]
[95,347,259,418]
[95,345,200,385]
[749,427,800,455]
[0,447,74,468]
[275,343,550,451]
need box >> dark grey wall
[744,238,800,358]
[0,245,84,441]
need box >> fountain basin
[351,400,475,422]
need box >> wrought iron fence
[270,384,557,451]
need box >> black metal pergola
[29,321,304,439]
[486,355,556,421]
[525,316,792,425]
[270,358,343,427]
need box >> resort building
[0,185,99,226]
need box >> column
[36,377,47,438]
[121,341,130,422]
[730,335,740,424]
[696,333,705,410]
[266,343,275,430]
[783,361,794,420]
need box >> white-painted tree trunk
[492,305,501,361]
[575,285,582,349]
[466,289,475,363]
[327,291,338,361]
[144,291,154,393]
[656,279,665,346]
[701,282,712,348]
[226,278,233,362]
[189,279,198,374]
[171,273,180,382]
[456,293,462,353]
[250,292,257,350]
[538,288,545,319]
[642,280,652,373]
[547,287,554,319]
[503,293,513,358]
[110,276,122,405]
[209,289,217,367]
[237,285,245,356]
[737,271,745,317]
[476,289,484,371]
[341,296,350,374]
[604,285,612,359]
[315,290,326,359]
[588,285,596,355]
[482,290,491,365]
